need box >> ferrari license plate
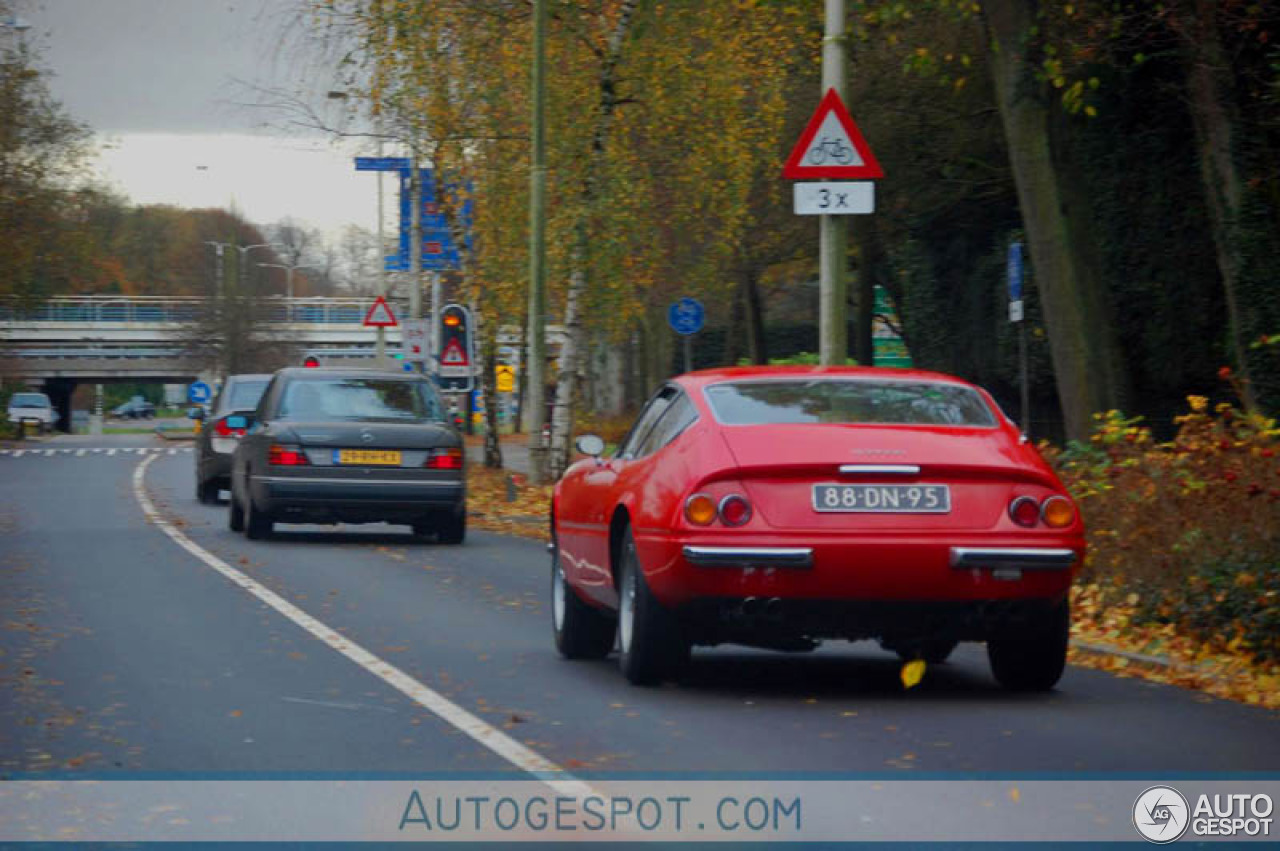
[813,483,950,513]
[335,449,402,466]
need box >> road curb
[1070,639,1175,669]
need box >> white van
[7,392,55,433]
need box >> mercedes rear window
[279,378,444,422]
[10,394,50,408]
[704,379,997,427]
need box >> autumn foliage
[1047,380,1280,668]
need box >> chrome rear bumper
[949,547,1077,571]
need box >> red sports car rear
[551,366,1084,690]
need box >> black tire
[551,534,616,659]
[616,527,689,685]
[245,492,273,540]
[436,507,466,545]
[228,489,245,532]
[197,474,219,505]
[895,639,959,665]
[987,601,1070,692]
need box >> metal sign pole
[817,0,847,366]
[683,335,692,374]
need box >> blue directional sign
[1007,242,1024,302]
[188,381,212,404]
[384,169,474,271]
[354,156,412,171]
[668,297,705,336]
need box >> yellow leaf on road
[900,659,926,689]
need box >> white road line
[131,454,594,799]
[167,448,177,456]
[107,449,117,457]
[12,450,25,458]
[0,450,9,456]
[44,449,56,457]
[76,449,87,457]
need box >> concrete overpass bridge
[2,295,561,431]
[0,295,411,429]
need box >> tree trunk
[479,315,504,469]
[743,269,768,365]
[548,0,642,479]
[852,218,879,366]
[982,0,1127,442]
[1177,0,1258,410]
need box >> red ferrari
[551,366,1084,689]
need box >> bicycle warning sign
[782,88,883,180]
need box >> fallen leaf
[900,659,927,689]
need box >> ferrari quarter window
[634,393,698,457]
[618,386,678,458]
[704,379,997,427]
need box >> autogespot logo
[1134,786,1190,844]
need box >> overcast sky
[21,0,382,236]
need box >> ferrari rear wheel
[987,600,1069,692]
[551,540,615,659]
[617,527,689,686]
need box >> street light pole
[259,261,319,321]
[526,0,549,483]
[818,0,848,366]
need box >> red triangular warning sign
[363,296,398,327]
[782,88,883,180]
[441,338,469,367]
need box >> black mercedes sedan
[228,367,466,543]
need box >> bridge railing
[0,296,411,325]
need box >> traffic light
[303,355,321,368]
[437,304,473,392]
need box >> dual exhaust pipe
[737,596,783,619]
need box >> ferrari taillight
[425,448,464,470]
[684,494,717,526]
[1041,495,1076,528]
[1008,496,1040,527]
[268,444,309,466]
[718,494,752,527]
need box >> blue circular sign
[188,381,212,404]
[668,297,705,336]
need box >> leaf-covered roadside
[467,463,552,541]
[1049,373,1280,710]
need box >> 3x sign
[793,182,874,215]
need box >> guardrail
[0,296,410,325]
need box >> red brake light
[1008,496,1040,527]
[425,448,464,469]
[213,417,246,438]
[268,444,309,466]
[718,494,752,527]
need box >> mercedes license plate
[335,449,402,466]
[812,483,950,513]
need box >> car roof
[672,365,982,391]
[225,373,273,383]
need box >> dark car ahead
[111,398,155,419]
[192,373,271,504]
[228,368,465,543]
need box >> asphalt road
[2,433,1278,777]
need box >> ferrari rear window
[704,379,997,427]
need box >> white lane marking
[167,448,177,456]
[76,449,87,457]
[131,454,594,798]
[0,450,9,456]
[12,450,25,458]
[44,449,56,457]
[107,449,117,457]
